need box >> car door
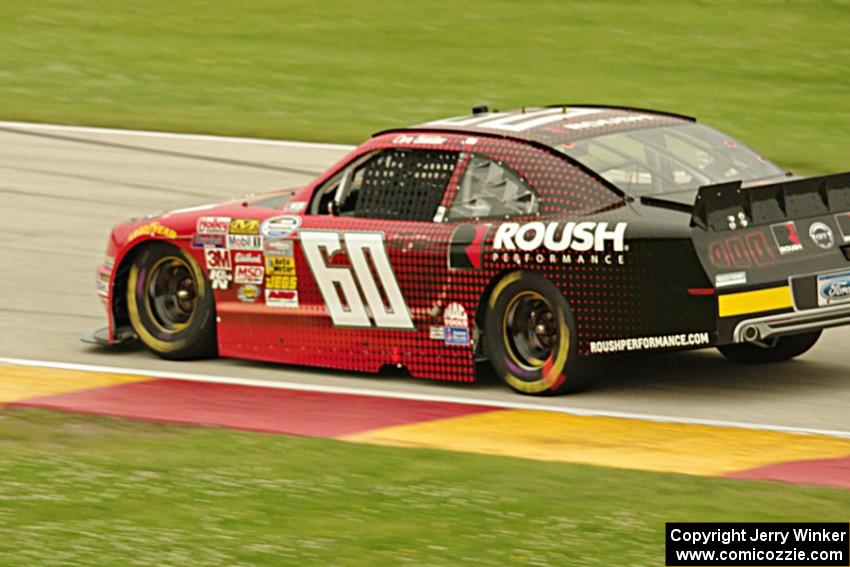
[283,145,463,372]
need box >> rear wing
[692,172,850,232]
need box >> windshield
[557,123,785,197]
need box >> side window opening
[310,148,458,221]
[447,154,538,221]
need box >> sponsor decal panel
[443,302,470,346]
[715,271,747,288]
[264,239,294,257]
[196,216,230,234]
[127,222,177,242]
[229,219,260,235]
[265,256,297,290]
[192,233,226,249]
[770,221,803,255]
[808,222,835,250]
[232,251,263,265]
[266,289,298,308]
[285,201,307,212]
[260,216,301,239]
[227,234,263,251]
[209,268,232,290]
[492,221,627,266]
[429,325,445,340]
[236,284,260,303]
[817,271,850,307]
[204,248,231,270]
[234,264,264,285]
[589,332,711,354]
[834,212,850,243]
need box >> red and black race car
[87,105,850,395]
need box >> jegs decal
[300,231,414,329]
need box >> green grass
[0,410,848,566]
[1,1,850,173]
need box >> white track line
[0,120,355,151]
[2,356,849,439]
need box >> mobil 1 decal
[492,221,627,265]
[300,231,413,329]
[449,224,490,269]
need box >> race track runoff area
[2,361,848,490]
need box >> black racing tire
[484,271,590,395]
[717,331,821,364]
[126,242,217,360]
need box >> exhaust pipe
[741,325,760,342]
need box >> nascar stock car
[87,105,850,395]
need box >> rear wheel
[717,331,821,364]
[485,272,590,395]
[126,242,217,359]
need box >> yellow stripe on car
[718,286,793,318]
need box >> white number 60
[300,231,414,329]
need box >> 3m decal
[227,234,263,250]
[809,222,835,250]
[234,264,264,285]
[266,289,298,308]
[589,332,711,354]
[770,221,803,255]
[229,219,260,235]
[236,284,260,303]
[209,268,232,290]
[300,231,414,329]
[232,251,263,265]
[817,271,850,307]
[449,224,490,270]
[196,216,230,234]
[204,248,231,270]
[127,222,177,242]
[260,216,301,239]
[192,233,226,249]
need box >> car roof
[400,105,695,148]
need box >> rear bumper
[733,303,850,343]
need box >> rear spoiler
[641,173,850,231]
[692,172,850,232]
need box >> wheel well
[111,240,167,330]
[475,268,520,329]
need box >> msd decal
[234,264,264,285]
[449,224,490,270]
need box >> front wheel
[484,272,590,395]
[126,242,217,360]
[717,331,821,364]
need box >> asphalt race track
[1,123,849,434]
